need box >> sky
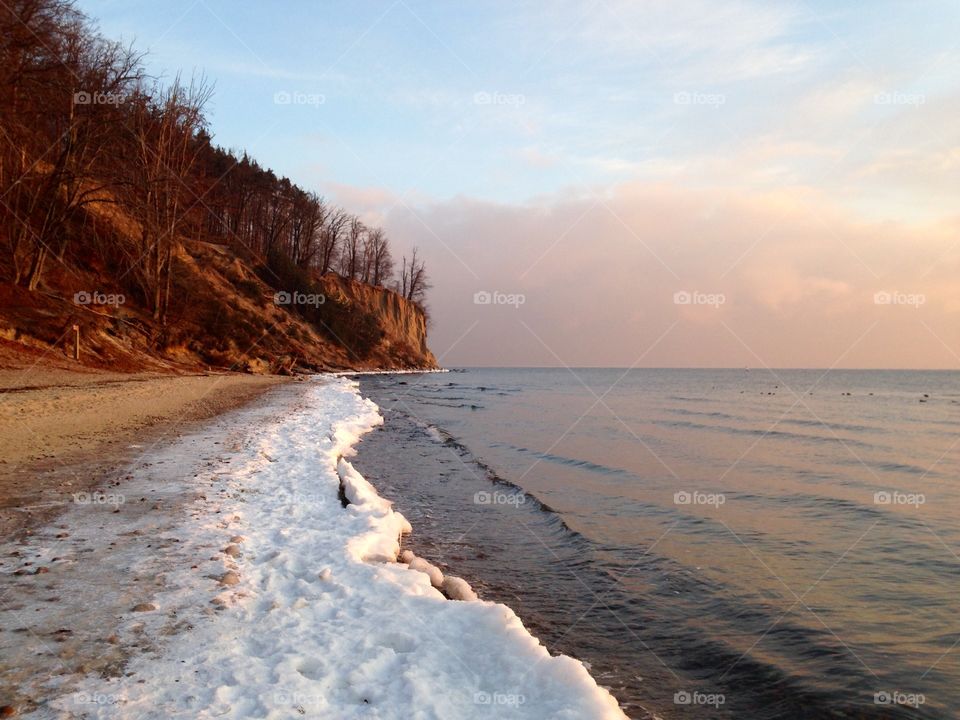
[79,0,960,368]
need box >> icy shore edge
[45,375,626,719]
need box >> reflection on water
[354,369,960,719]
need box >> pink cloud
[381,182,960,368]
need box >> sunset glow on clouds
[84,0,960,366]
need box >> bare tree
[318,206,348,275]
[337,215,364,280]
[1,0,143,288]
[363,227,393,286]
[0,0,424,352]
[121,74,212,323]
[289,190,323,267]
[397,245,430,305]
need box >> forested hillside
[0,0,436,372]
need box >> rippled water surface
[353,369,960,719]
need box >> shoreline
[0,374,627,718]
[0,366,289,540]
[0,376,303,715]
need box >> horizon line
[442,366,960,371]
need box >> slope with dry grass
[0,195,438,374]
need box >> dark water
[352,369,960,719]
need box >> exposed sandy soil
[0,348,287,540]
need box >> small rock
[132,603,157,612]
[229,536,244,544]
[0,704,17,717]
[33,567,49,575]
[220,571,240,586]
[318,568,332,581]
[223,545,241,558]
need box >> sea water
[354,368,960,719]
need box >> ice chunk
[442,574,479,602]
[408,556,445,588]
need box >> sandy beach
[0,349,287,540]
[0,373,299,716]
[0,373,626,719]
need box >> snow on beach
[48,376,626,719]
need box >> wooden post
[72,324,80,361]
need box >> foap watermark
[674,490,726,508]
[73,90,128,106]
[874,490,925,508]
[474,290,525,308]
[874,92,925,107]
[74,290,125,307]
[674,690,725,708]
[274,290,325,307]
[474,490,526,507]
[674,290,725,308]
[72,491,125,508]
[674,91,726,107]
[275,491,326,505]
[73,691,123,706]
[273,90,325,108]
[473,90,526,107]
[874,290,925,308]
[273,690,324,708]
[874,690,925,708]
[474,691,526,707]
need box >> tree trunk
[160,246,173,326]
[152,242,162,320]
[25,245,47,291]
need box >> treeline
[0,0,430,327]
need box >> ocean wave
[658,418,880,451]
[490,442,639,480]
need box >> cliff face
[0,229,438,374]
[319,275,437,370]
